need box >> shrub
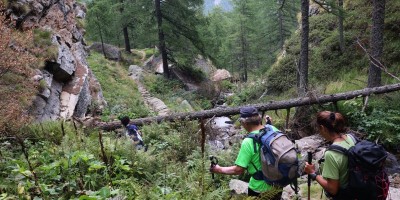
[341,93,400,151]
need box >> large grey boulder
[194,55,216,76]
[128,65,143,80]
[30,75,62,122]
[73,78,91,118]
[211,69,231,82]
[89,42,121,61]
[206,116,241,150]
[45,41,75,82]
[229,179,248,195]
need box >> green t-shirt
[321,134,356,187]
[234,126,279,192]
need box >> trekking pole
[307,151,312,200]
[209,155,218,180]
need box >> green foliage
[87,52,150,121]
[200,0,299,81]
[142,73,212,111]
[0,120,234,199]
[267,55,298,94]
[33,29,52,47]
[86,0,156,49]
[267,0,400,95]
[226,81,267,106]
[342,93,400,150]
[177,64,207,83]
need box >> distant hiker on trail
[210,107,283,199]
[120,116,145,150]
[304,111,355,198]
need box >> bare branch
[356,39,400,82]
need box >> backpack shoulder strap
[346,130,362,141]
[346,133,361,144]
[247,134,260,154]
[327,144,349,155]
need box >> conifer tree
[368,0,385,87]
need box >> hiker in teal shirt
[210,106,282,199]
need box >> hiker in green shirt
[304,111,355,198]
[210,107,282,199]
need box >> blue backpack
[127,125,143,144]
[247,125,299,187]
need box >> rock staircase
[128,65,170,116]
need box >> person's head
[239,106,262,131]
[315,111,347,137]
[120,116,130,127]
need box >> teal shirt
[234,126,279,192]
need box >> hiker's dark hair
[120,116,130,127]
[242,115,262,126]
[316,111,347,133]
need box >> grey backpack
[247,125,299,186]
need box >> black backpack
[326,134,389,200]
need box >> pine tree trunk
[299,0,309,97]
[119,0,131,53]
[123,26,131,53]
[278,0,284,50]
[368,0,385,87]
[239,16,247,82]
[95,14,106,58]
[155,0,169,78]
[338,0,345,52]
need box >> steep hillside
[262,0,400,148]
[0,0,106,133]
[266,0,400,95]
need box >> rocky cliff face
[6,0,106,121]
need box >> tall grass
[87,52,150,121]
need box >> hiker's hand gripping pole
[209,155,218,179]
[307,151,312,200]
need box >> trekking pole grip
[209,156,218,179]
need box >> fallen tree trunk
[96,83,400,131]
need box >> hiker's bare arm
[304,162,340,195]
[316,177,340,195]
[210,164,245,175]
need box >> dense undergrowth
[0,121,245,199]
[2,0,400,199]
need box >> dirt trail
[128,65,170,116]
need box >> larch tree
[368,0,385,87]
[154,0,205,78]
[119,0,131,53]
[86,0,113,57]
[338,0,345,52]
[155,0,169,78]
[299,0,309,96]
